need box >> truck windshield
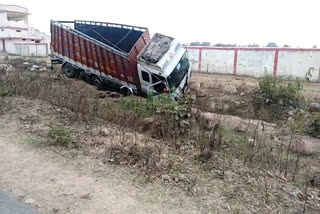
[167,52,189,88]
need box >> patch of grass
[257,73,303,107]
[48,125,76,148]
[0,80,10,97]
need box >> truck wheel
[78,71,92,84]
[121,87,132,96]
[62,63,78,78]
[92,76,103,90]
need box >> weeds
[48,125,75,148]
[257,73,303,107]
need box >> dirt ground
[0,98,207,214]
[0,63,320,213]
[188,73,320,121]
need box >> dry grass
[1,66,320,213]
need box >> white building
[0,4,49,57]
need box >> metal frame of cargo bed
[50,20,148,92]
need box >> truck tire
[78,71,92,84]
[121,87,132,96]
[92,76,103,90]
[62,63,78,78]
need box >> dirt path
[0,113,202,214]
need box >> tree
[189,41,211,46]
[213,43,237,47]
[266,42,278,47]
[283,44,290,47]
[313,45,317,48]
[201,42,211,46]
[189,41,201,46]
[247,43,259,47]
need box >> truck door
[138,70,152,95]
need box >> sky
[2,0,319,47]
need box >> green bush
[257,73,303,107]
[121,91,194,131]
[305,117,320,138]
[48,125,75,147]
[0,80,10,97]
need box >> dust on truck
[50,20,191,98]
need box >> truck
[50,20,191,99]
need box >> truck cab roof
[137,33,185,77]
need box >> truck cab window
[152,74,166,93]
[142,71,150,82]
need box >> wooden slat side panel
[68,31,75,61]
[90,43,99,71]
[57,27,63,55]
[85,39,93,69]
[79,37,88,67]
[115,55,126,82]
[62,29,69,58]
[96,46,105,74]
[108,52,118,79]
[102,49,112,76]
[73,35,82,64]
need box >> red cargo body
[50,20,150,89]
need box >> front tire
[62,63,78,78]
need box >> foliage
[122,91,194,131]
[257,73,304,107]
[189,41,211,46]
[0,80,10,97]
[266,42,278,47]
[305,116,320,138]
[213,43,237,47]
[247,43,259,47]
[48,125,75,148]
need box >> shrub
[122,91,194,132]
[305,117,320,138]
[48,125,75,148]
[257,73,303,107]
[0,80,10,97]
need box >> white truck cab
[137,34,191,99]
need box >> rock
[223,104,230,111]
[96,91,106,99]
[286,135,320,154]
[25,198,35,204]
[6,65,15,72]
[223,85,237,94]
[207,82,216,89]
[209,102,216,111]
[240,92,245,96]
[161,174,170,181]
[32,65,40,69]
[189,82,201,91]
[39,67,47,72]
[309,102,320,112]
[289,191,298,200]
[236,123,247,132]
[30,68,36,71]
[23,62,30,65]
[197,89,206,97]
[107,92,120,98]
[80,193,92,200]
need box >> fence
[186,47,320,82]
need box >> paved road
[0,190,38,214]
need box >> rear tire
[78,71,92,84]
[121,87,132,96]
[92,76,103,90]
[62,63,78,78]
